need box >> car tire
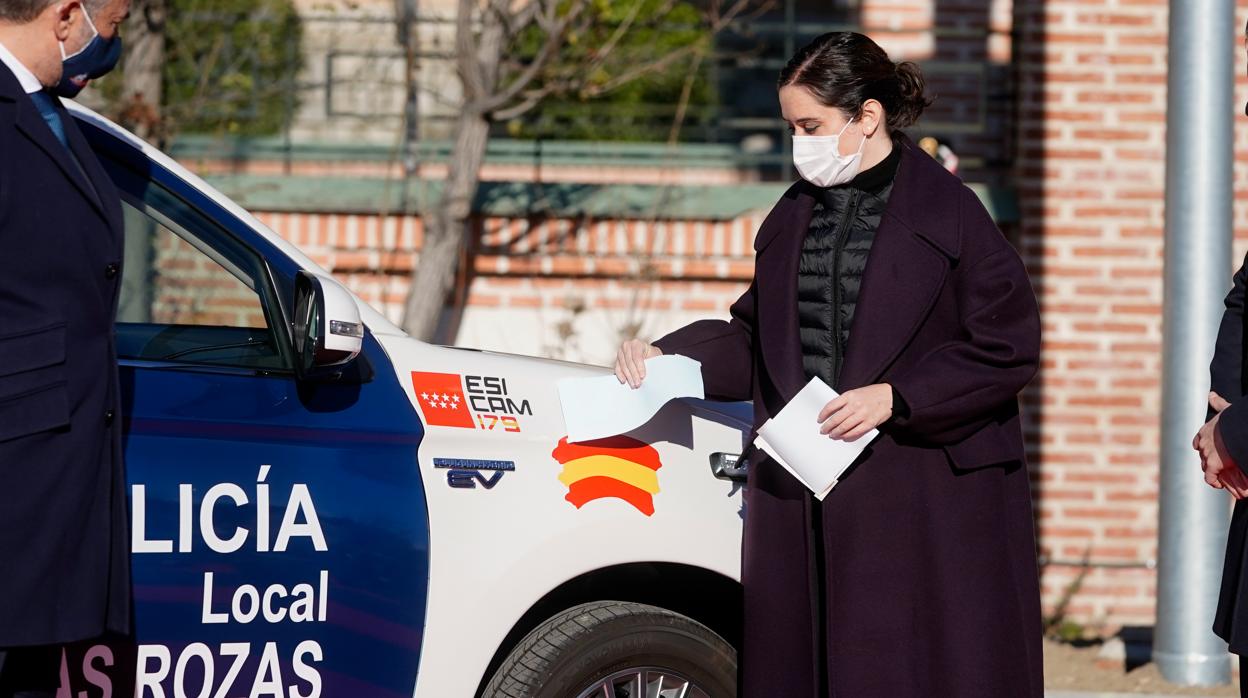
[483,600,737,698]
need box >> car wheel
[483,600,737,698]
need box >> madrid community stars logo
[552,436,663,517]
[425,392,461,410]
[410,372,475,428]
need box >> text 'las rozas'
[129,466,328,554]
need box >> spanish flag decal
[552,436,663,516]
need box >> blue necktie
[28,90,97,203]
[28,90,68,150]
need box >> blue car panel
[58,122,432,697]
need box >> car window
[116,185,289,371]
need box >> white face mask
[792,119,867,188]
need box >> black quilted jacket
[797,144,902,389]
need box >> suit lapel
[61,100,123,240]
[13,93,111,228]
[0,60,119,248]
[838,140,960,389]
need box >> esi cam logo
[411,372,533,433]
[434,458,517,490]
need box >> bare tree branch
[576,0,763,99]
[163,34,227,126]
[580,42,701,98]
[502,0,543,37]
[474,0,518,94]
[666,45,706,144]
[492,81,569,120]
[487,0,511,18]
[478,0,764,118]
[708,0,771,30]
[398,0,779,340]
[493,0,759,120]
[577,0,681,80]
[477,0,588,113]
[531,0,561,34]
[456,0,487,101]
[585,0,647,66]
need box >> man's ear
[860,98,885,138]
[50,0,82,42]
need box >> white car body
[68,102,747,697]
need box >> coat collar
[0,62,116,235]
[0,53,26,103]
[754,135,961,258]
[752,135,966,400]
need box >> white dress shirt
[0,39,43,95]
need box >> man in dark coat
[635,137,1044,697]
[1204,255,1248,659]
[0,0,130,693]
[1198,250,1248,694]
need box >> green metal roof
[200,174,1017,224]
[174,135,748,169]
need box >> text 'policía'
[70,466,334,697]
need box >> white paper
[558,355,705,443]
[754,377,879,500]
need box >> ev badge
[433,458,517,490]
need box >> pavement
[1047,693,1228,698]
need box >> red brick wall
[1013,0,1248,630]
[252,210,761,362]
[1012,0,1163,629]
[238,0,1248,634]
[149,221,269,328]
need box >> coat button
[104,409,115,426]
[105,263,119,280]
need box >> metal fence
[104,7,1014,183]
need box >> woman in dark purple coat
[616,33,1043,697]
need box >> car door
[61,124,431,698]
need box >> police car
[62,103,749,697]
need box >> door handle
[709,452,747,482]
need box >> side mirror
[293,271,363,380]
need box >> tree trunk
[400,0,507,342]
[400,110,492,341]
[119,0,166,144]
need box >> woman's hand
[818,384,894,441]
[615,339,663,389]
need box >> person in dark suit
[0,0,129,694]
[616,32,1043,697]
[1201,255,1248,696]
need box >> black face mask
[53,11,122,98]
